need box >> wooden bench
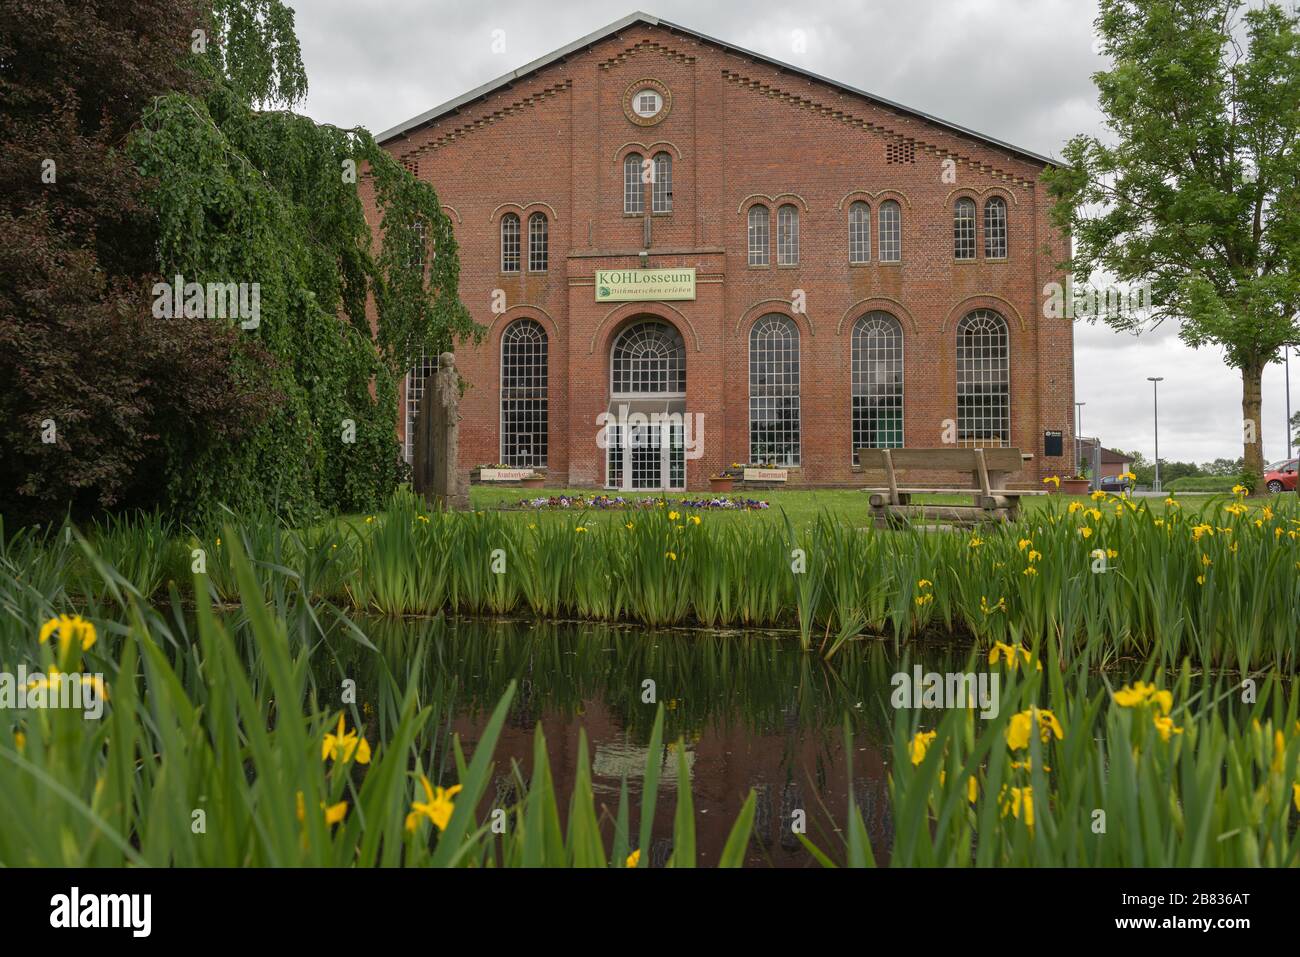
[856,447,1046,528]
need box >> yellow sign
[594,268,695,302]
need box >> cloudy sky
[288,0,1298,466]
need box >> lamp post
[1287,347,1293,460]
[1075,401,1085,475]
[1147,376,1163,492]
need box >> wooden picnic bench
[856,447,1046,528]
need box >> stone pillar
[413,352,469,510]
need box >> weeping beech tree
[128,0,478,521]
[1046,0,1300,483]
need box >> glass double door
[605,419,684,491]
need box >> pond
[318,615,1044,867]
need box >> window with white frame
[848,201,870,264]
[851,312,904,461]
[749,314,800,466]
[956,309,1010,446]
[500,213,520,273]
[652,152,672,213]
[748,205,769,266]
[954,198,977,261]
[984,196,1007,259]
[404,351,436,463]
[527,212,548,272]
[623,153,644,214]
[611,320,685,395]
[878,200,901,262]
[777,204,799,265]
[500,319,548,467]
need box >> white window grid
[851,312,904,461]
[527,213,548,272]
[848,201,871,263]
[749,314,801,466]
[604,422,685,491]
[500,213,520,272]
[954,198,977,260]
[652,152,672,213]
[878,201,901,262]
[956,309,1010,447]
[623,153,644,214]
[611,321,685,395]
[984,197,1007,258]
[500,319,548,467]
[635,91,661,116]
[777,204,799,265]
[409,218,426,270]
[748,205,769,266]
[404,350,436,463]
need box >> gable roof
[377,10,1060,169]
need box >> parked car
[1264,458,1298,494]
[1098,473,1134,493]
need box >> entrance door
[606,320,687,493]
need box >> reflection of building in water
[451,696,889,867]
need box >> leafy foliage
[1046,0,1300,476]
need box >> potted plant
[1059,468,1090,495]
[708,473,735,492]
[520,472,545,489]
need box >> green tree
[1046,0,1300,485]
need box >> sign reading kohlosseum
[594,268,696,302]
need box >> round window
[632,89,663,118]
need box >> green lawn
[468,485,1217,529]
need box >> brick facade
[371,15,1074,491]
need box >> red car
[1264,458,1298,493]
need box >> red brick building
[375,12,1074,491]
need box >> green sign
[594,268,696,302]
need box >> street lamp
[1075,401,1086,475]
[1147,377,1164,492]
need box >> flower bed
[516,494,769,511]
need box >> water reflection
[316,615,1001,867]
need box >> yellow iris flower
[322,714,371,765]
[405,776,462,832]
[38,614,97,657]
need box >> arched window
[954,198,976,260]
[848,201,871,264]
[527,212,548,272]
[652,152,672,213]
[878,200,901,262]
[851,312,903,460]
[748,205,769,266]
[956,309,1010,446]
[404,350,435,463]
[500,213,520,273]
[623,153,644,214]
[500,319,548,467]
[749,314,800,466]
[984,197,1007,259]
[611,320,685,395]
[777,204,799,265]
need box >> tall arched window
[652,152,672,213]
[748,204,769,266]
[878,200,901,262]
[851,312,903,460]
[956,309,1010,446]
[500,319,548,467]
[749,314,800,466]
[611,320,685,395]
[404,350,435,463]
[777,204,799,265]
[848,201,871,263]
[623,153,644,214]
[527,212,548,272]
[954,198,976,260]
[500,213,520,273]
[984,196,1007,259]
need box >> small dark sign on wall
[1044,430,1064,457]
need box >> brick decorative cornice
[599,38,696,70]
[398,80,572,160]
[721,70,1035,189]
